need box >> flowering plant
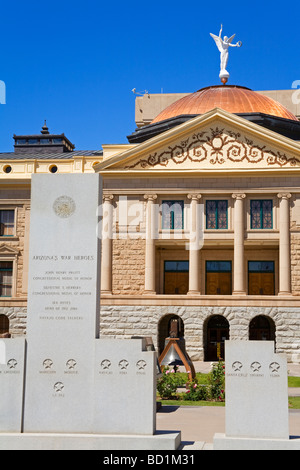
[184,380,208,401]
[157,367,179,399]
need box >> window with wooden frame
[206,200,228,229]
[0,210,15,237]
[0,261,13,297]
[250,200,273,229]
[162,201,184,230]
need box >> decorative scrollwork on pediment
[125,128,300,169]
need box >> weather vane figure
[210,25,242,84]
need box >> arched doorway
[249,315,275,342]
[0,314,10,338]
[158,314,184,355]
[205,315,229,361]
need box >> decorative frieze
[124,127,300,170]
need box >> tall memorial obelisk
[24,174,102,433]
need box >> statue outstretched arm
[229,41,242,48]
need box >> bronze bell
[158,317,196,380]
[159,337,196,381]
[160,338,187,366]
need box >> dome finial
[210,24,242,84]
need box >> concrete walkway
[157,406,300,450]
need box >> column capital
[144,194,158,202]
[102,194,114,202]
[232,193,246,200]
[277,193,292,200]
[187,193,202,201]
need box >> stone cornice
[100,294,298,307]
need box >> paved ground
[156,361,300,450]
[156,406,300,450]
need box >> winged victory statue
[210,25,242,84]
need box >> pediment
[97,109,300,174]
[0,244,19,256]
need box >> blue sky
[0,0,299,152]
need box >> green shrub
[157,367,179,399]
[208,360,225,401]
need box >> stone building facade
[2,86,300,364]
[96,86,300,363]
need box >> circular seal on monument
[53,196,76,219]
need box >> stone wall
[291,232,300,295]
[100,305,300,363]
[112,239,145,295]
[0,306,27,336]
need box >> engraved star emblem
[232,361,243,372]
[136,360,147,371]
[43,359,53,370]
[7,359,18,369]
[270,362,280,373]
[119,360,129,370]
[66,359,77,370]
[101,359,111,370]
[251,362,262,373]
[54,382,64,393]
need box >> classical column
[278,193,292,295]
[101,194,114,294]
[232,193,246,295]
[187,194,202,295]
[144,194,157,294]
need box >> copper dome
[151,85,298,123]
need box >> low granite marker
[214,341,300,450]
[0,338,25,432]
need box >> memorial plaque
[0,338,25,432]
[225,341,289,440]
[24,174,102,433]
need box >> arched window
[249,315,275,342]
[0,314,10,337]
[204,315,229,361]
